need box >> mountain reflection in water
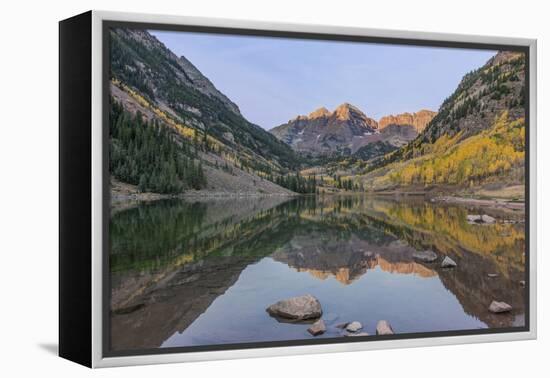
[109,195,526,351]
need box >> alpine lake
[109,194,526,352]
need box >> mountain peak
[308,107,331,119]
[334,103,364,120]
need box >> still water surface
[109,195,525,351]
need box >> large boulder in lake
[489,300,512,313]
[376,320,394,335]
[413,250,438,263]
[266,294,322,320]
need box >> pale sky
[150,30,496,130]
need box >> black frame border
[59,11,93,367]
[101,19,531,359]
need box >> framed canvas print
[59,10,537,368]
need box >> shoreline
[111,189,524,210]
[111,190,299,204]
[432,196,524,211]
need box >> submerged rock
[489,300,513,313]
[345,332,370,337]
[376,320,394,335]
[441,256,457,268]
[412,250,438,263]
[266,294,322,320]
[346,321,363,332]
[308,319,326,336]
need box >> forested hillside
[109,28,302,196]
[110,100,206,193]
[353,51,526,195]
[371,51,525,170]
[362,112,525,190]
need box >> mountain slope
[271,105,435,159]
[109,28,301,195]
[361,51,526,193]
[375,51,525,167]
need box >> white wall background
[0,0,546,376]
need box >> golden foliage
[372,112,525,188]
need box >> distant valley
[109,28,526,201]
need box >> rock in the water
[467,214,482,223]
[489,300,512,313]
[412,250,438,263]
[346,321,363,332]
[481,214,496,224]
[468,214,496,224]
[345,332,369,337]
[376,320,394,335]
[335,322,349,329]
[266,294,322,320]
[441,256,457,268]
[487,273,499,278]
[308,319,326,336]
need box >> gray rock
[519,280,526,287]
[307,319,326,336]
[441,256,457,268]
[222,131,234,143]
[266,294,322,320]
[346,321,363,332]
[345,332,370,337]
[376,320,394,335]
[489,300,512,313]
[467,214,482,223]
[412,250,438,263]
[481,214,496,224]
[468,214,496,224]
[487,273,499,278]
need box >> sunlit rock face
[378,110,436,133]
[270,104,435,156]
[270,103,379,155]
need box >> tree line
[275,173,317,194]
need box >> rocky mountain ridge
[371,50,526,169]
[270,104,435,158]
[378,110,436,133]
[360,50,526,192]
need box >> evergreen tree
[110,99,207,194]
